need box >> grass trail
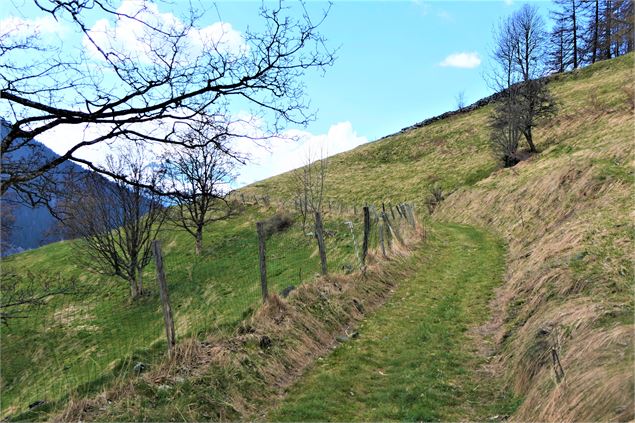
[269,222,520,421]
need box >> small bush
[261,213,294,238]
[426,184,445,214]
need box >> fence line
[1,197,422,419]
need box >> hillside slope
[249,54,635,421]
[436,58,634,421]
[1,54,632,422]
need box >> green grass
[1,53,633,421]
[242,54,634,207]
[0,205,372,420]
[269,223,520,421]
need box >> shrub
[426,184,445,214]
[261,213,294,238]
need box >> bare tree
[489,15,520,92]
[292,148,327,234]
[548,12,574,73]
[489,5,556,158]
[455,90,466,111]
[1,1,334,203]
[611,0,634,56]
[551,0,584,70]
[489,90,524,167]
[582,0,633,61]
[512,4,547,84]
[160,123,238,255]
[585,0,601,63]
[60,147,165,300]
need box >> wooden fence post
[406,204,417,228]
[362,206,370,267]
[346,221,362,270]
[378,220,386,258]
[371,205,378,222]
[256,221,268,302]
[314,211,328,275]
[382,212,404,245]
[151,240,176,358]
[389,203,395,220]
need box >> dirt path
[268,222,519,421]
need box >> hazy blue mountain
[1,119,91,255]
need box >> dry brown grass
[437,98,634,421]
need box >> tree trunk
[592,0,599,63]
[559,30,565,73]
[136,267,144,297]
[572,0,578,68]
[605,0,613,59]
[195,226,203,256]
[130,278,138,299]
[524,126,537,153]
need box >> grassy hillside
[1,53,632,422]
[435,57,635,421]
[244,55,633,207]
[244,103,496,204]
[246,53,635,421]
[1,205,380,420]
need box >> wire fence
[0,198,421,419]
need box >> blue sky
[0,0,552,186]
[211,1,552,138]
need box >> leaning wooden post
[382,212,404,245]
[361,206,371,267]
[151,240,176,358]
[314,211,328,275]
[406,204,417,228]
[378,220,387,258]
[256,221,268,302]
[408,204,417,229]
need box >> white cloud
[439,52,481,69]
[83,0,247,63]
[36,122,120,167]
[0,15,65,37]
[503,0,513,5]
[235,122,368,187]
[36,109,367,190]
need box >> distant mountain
[0,119,93,255]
